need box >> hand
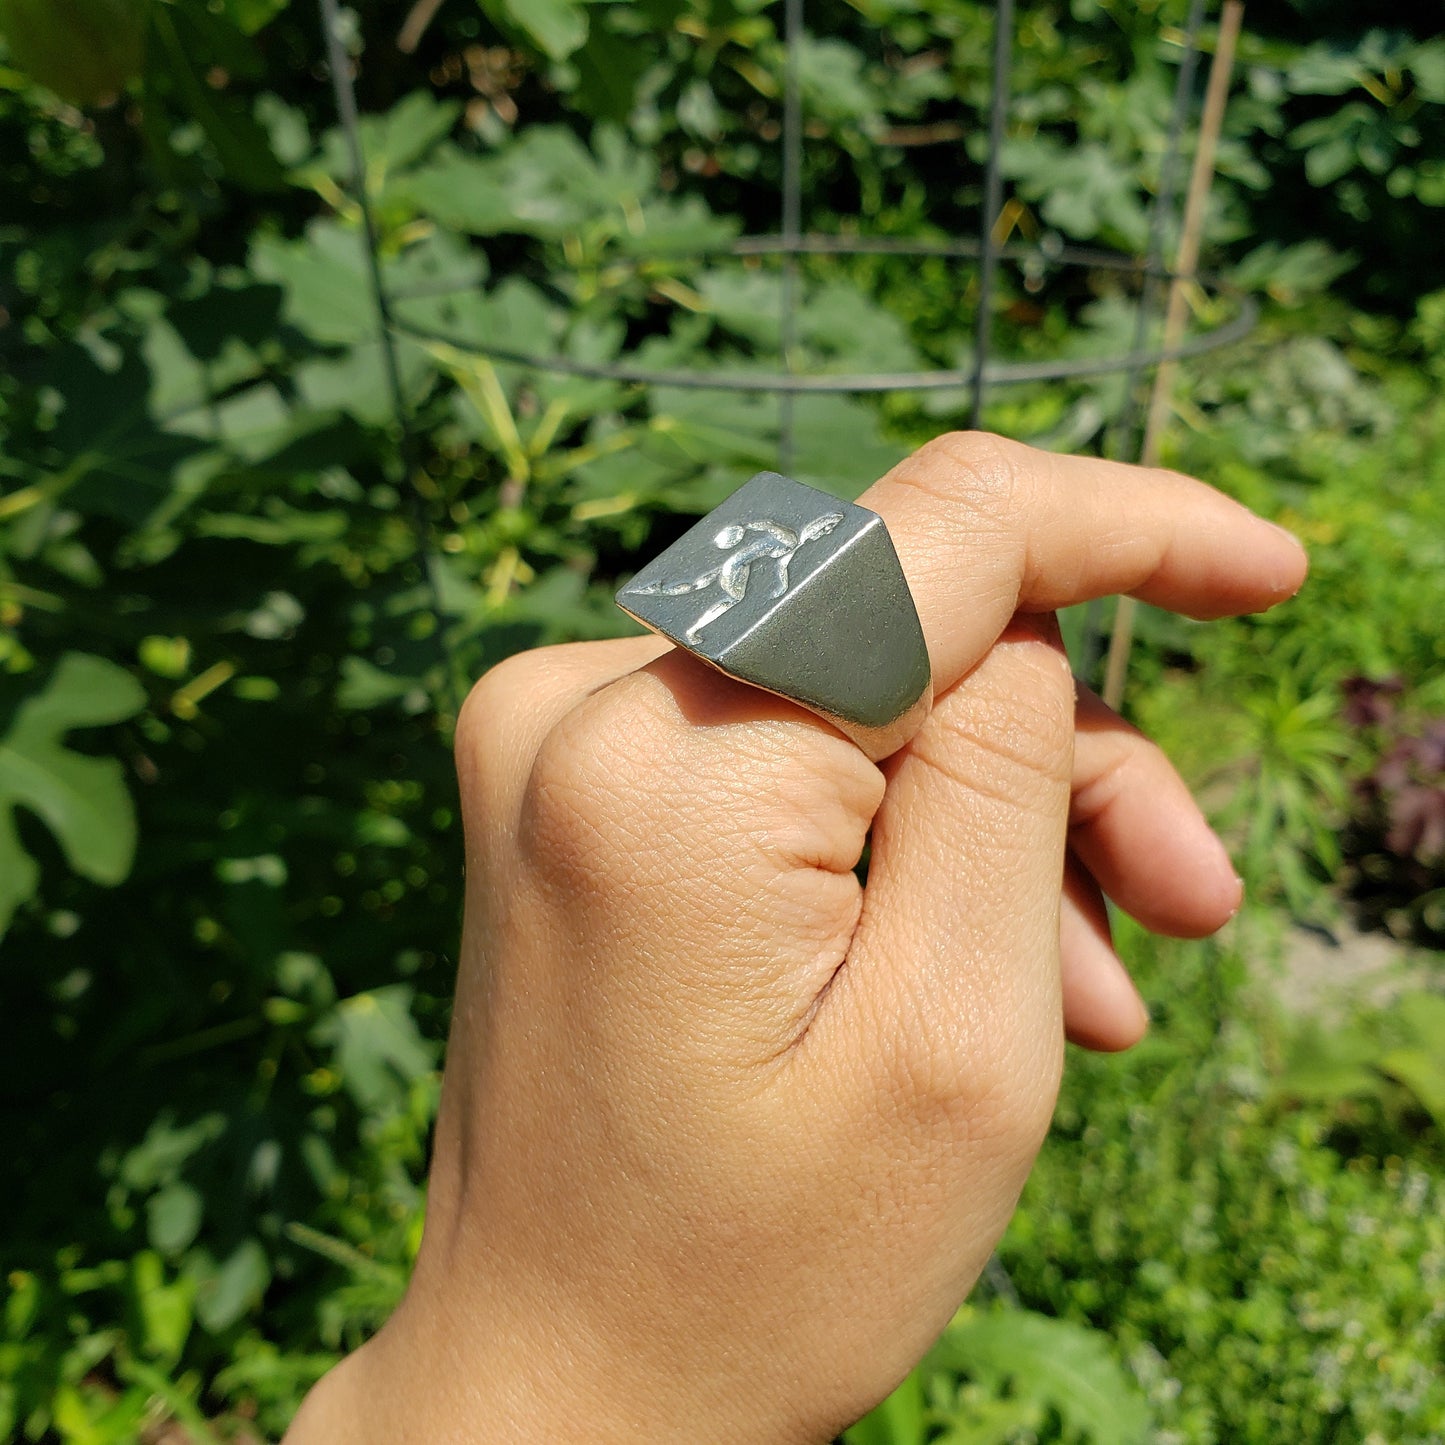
[286,433,1307,1443]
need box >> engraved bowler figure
[624,511,844,643]
[616,471,931,760]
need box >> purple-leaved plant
[1342,677,1445,941]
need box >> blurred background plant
[1,1,1442,1440]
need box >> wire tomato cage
[318,0,1253,687]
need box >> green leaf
[0,0,148,106]
[251,223,379,346]
[147,1181,205,1257]
[337,657,429,712]
[129,1251,194,1366]
[313,986,438,1112]
[998,135,1151,250]
[789,395,908,496]
[370,91,462,174]
[571,17,653,122]
[479,0,589,61]
[798,35,878,125]
[0,653,146,941]
[192,1239,270,1334]
[1394,991,1445,1048]
[614,194,741,257]
[1379,1047,1445,1131]
[152,6,287,192]
[119,1113,228,1192]
[928,1310,1150,1444]
[933,1396,1044,1445]
[1230,241,1356,302]
[218,0,288,35]
[396,127,653,241]
[317,91,460,186]
[1286,46,1367,97]
[196,507,348,546]
[845,1367,928,1445]
[1411,40,1445,103]
[391,147,519,235]
[1272,1019,1384,1104]
[250,225,478,423]
[115,1356,222,1445]
[1379,995,1445,1128]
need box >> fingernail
[1256,521,1308,595]
[1257,515,1308,563]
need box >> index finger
[861,432,1307,692]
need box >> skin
[285,432,1308,1444]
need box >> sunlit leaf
[313,986,439,1113]
[479,0,589,61]
[0,653,145,940]
[927,1310,1151,1444]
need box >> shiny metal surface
[617,472,932,761]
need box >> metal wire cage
[318,0,1252,691]
[320,0,1249,438]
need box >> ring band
[616,471,933,761]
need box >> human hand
[287,433,1307,1443]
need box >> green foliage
[1275,990,1445,1135]
[0,0,148,107]
[848,1308,1150,1445]
[0,0,1441,1440]
[849,926,1445,1445]
[477,0,591,63]
[1001,923,1445,1445]
[1230,678,1351,919]
[0,652,144,936]
[1128,305,1445,918]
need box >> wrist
[284,1267,825,1445]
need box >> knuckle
[457,649,532,735]
[922,653,1075,795]
[1080,737,1162,823]
[917,430,1025,517]
[1070,693,1170,827]
[516,677,659,881]
[753,743,883,873]
[518,674,883,903]
[454,648,554,797]
[887,995,1064,1161]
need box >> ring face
[616,471,932,760]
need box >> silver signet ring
[616,471,933,761]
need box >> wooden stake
[398,0,447,54]
[1102,0,1245,712]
